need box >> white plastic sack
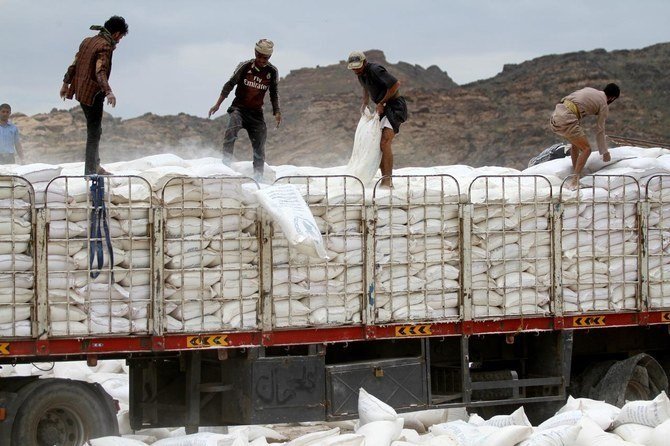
[473,425,533,446]
[560,396,621,430]
[613,423,653,444]
[152,432,245,446]
[284,427,341,446]
[86,437,147,446]
[358,388,398,426]
[255,184,328,260]
[346,109,382,185]
[481,407,532,428]
[356,418,404,446]
[401,409,449,433]
[613,390,670,428]
[649,419,670,446]
[575,417,630,446]
[318,433,365,445]
[518,425,581,446]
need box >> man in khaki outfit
[550,83,620,187]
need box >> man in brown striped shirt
[208,39,281,180]
[550,83,620,188]
[60,16,129,175]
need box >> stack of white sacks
[0,155,263,336]
[44,168,153,335]
[645,171,670,308]
[371,174,462,323]
[6,359,670,445]
[468,174,553,318]
[0,176,33,336]
[525,147,670,314]
[160,174,260,332]
[3,146,670,336]
[108,155,262,333]
[269,176,366,327]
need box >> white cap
[255,39,274,56]
[347,51,366,70]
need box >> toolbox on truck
[220,351,326,424]
[325,356,428,419]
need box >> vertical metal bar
[261,208,274,331]
[461,335,471,404]
[128,359,146,430]
[152,207,164,336]
[184,351,202,434]
[561,330,574,390]
[640,200,649,311]
[461,204,473,322]
[423,338,433,406]
[553,202,564,317]
[35,207,49,339]
[364,201,375,326]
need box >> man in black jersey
[209,39,281,180]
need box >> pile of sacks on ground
[5,359,670,445]
[92,385,670,446]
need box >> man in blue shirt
[348,51,408,188]
[0,104,24,164]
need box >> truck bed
[1,168,669,360]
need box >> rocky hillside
[13,44,670,171]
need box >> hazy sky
[2,0,669,118]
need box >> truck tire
[578,354,668,407]
[10,379,118,446]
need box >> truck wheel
[583,354,668,407]
[10,379,118,446]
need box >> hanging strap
[89,176,114,279]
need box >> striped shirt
[0,122,20,154]
[63,33,115,106]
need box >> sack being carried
[346,109,382,185]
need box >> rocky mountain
[13,44,670,171]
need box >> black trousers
[222,107,267,175]
[80,92,104,175]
